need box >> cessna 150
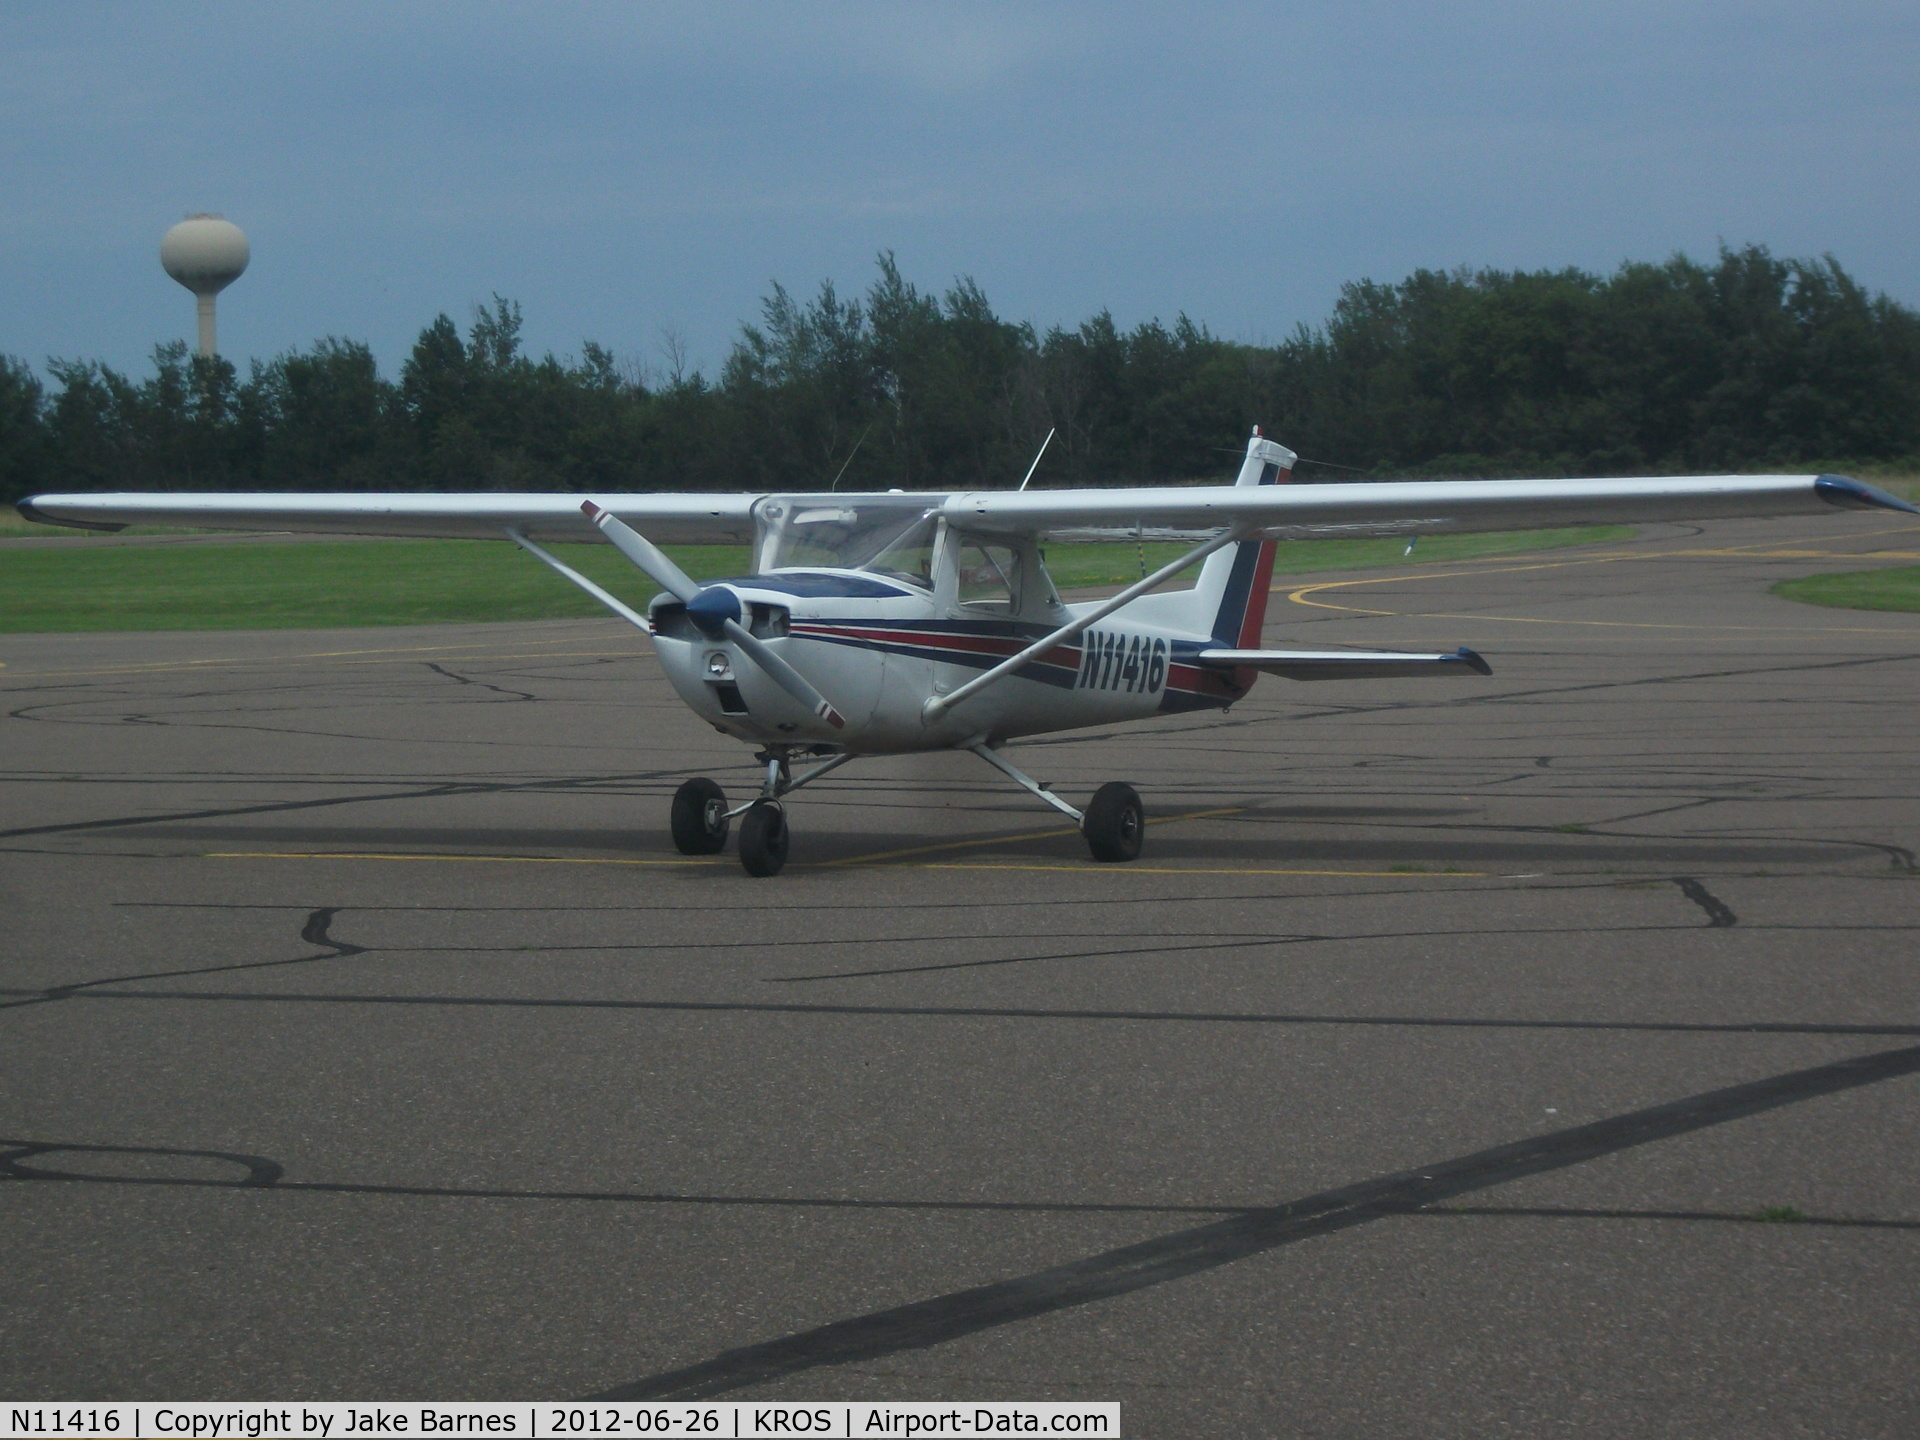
[20,431,1917,874]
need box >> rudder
[1192,428,1295,645]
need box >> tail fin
[1189,428,1296,645]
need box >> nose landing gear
[737,802,790,876]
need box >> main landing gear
[967,741,1144,863]
[670,743,1146,876]
[1081,780,1145,862]
[670,747,852,878]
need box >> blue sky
[5,1,1916,380]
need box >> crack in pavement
[0,767,685,841]
[7,1142,1914,1231]
[6,983,1916,1038]
[0,907,366,1012]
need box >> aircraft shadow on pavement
[104,817,1866,871]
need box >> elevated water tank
[161,214,249,357]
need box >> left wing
[941,473,1917,540]
[1199,646,1492,680]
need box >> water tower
[160,214,249,358]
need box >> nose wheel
[738,801,791,877]
[668,749,854,875]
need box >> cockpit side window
[957,542,1019,611]
[861,514,938,589]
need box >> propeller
[582,501,845,729]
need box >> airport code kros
[3,1406,1118,1439]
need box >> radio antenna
[1016,428,1056,491]
[827,425,873,492]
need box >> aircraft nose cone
[685,584,742,639]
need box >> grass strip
[0,541,745,632]
[1772,567,1920,614]
[2,527,1629,633]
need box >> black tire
[670,777,729,855]
[1082,781,1145,862]
[738,801,790,877]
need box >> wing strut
[505,529,653,631]
[922,523,1250,725]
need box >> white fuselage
[648,568,1243,754]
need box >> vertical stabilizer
[1185,428,1295,645]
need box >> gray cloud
[4,1,1915,379]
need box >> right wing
[15,491,760,546]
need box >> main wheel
[738,801,790,877]
[1082,781,1145,862]
[670,777,729,855]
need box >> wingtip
[1454,646,1493,675]
[1815,475,1920,516]
[15,497,127,533]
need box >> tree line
[4,245,1917,506]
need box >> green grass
[0,525,1631,633]
[1772,567,1920,614]
[0,540,749,632]
[0,518,212,539]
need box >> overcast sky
[5,1,1916,381]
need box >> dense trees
[5,246,1916,506]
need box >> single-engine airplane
[20,431,1917,874]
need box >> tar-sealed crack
[0,906,368,1012]
[597,1040,1920,1399]
[1673,877,1738,928]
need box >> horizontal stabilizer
[1197,646,1493,680]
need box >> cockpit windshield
[752,495,939,589]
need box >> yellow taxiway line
[207,850,721,867]
[916,863,1486,876]
[203,850,1481,879]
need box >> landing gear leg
[692,746,855,877]
[964,741,1148,863]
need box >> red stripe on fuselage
[790,624,1082,672]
